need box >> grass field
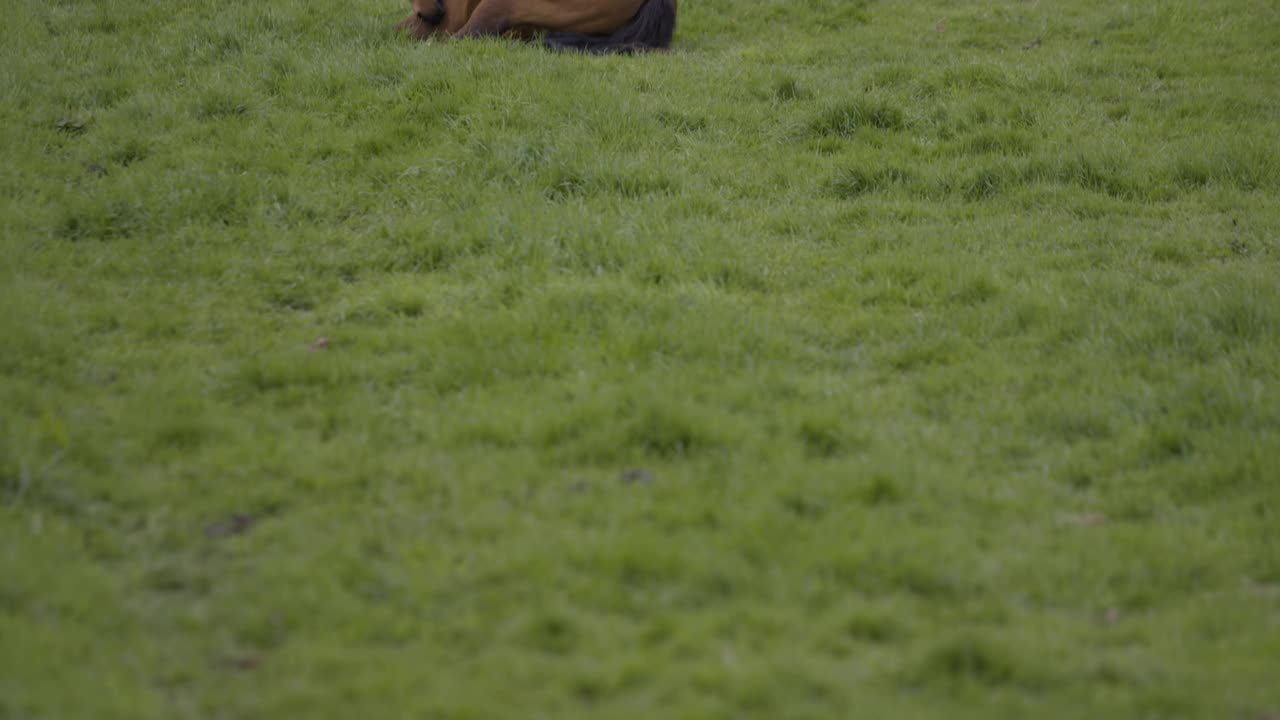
[3,0,1279,717]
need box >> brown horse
[397,0,676,53]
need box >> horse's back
[511,0,648,34]
[539,0,676,52]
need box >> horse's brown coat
[398,0,675,52]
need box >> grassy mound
[2,0,1278,717]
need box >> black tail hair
[542,0,676,54]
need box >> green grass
[3,0,1280,717]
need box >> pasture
[2,0,1279,717]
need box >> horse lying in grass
[397,0,676,53]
